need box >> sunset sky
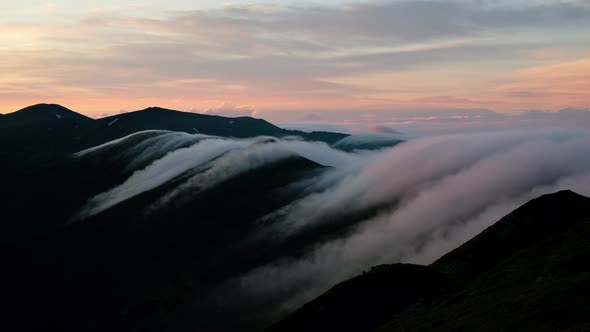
[2,0,590,120]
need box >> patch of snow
[55,113,62,119]
[107,118,119,126]
[193,128,201,134]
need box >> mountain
[0,103,93,128]
[269,263,449,332]
[0,104,348,174]
[0,104,95,173]
[269,190,590,332]
[83,107,348,148]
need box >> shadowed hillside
[270,190,590,332]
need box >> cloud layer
[74,125,590,329]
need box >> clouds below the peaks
[70,124,590,325]
[229,128,590,317]
[279,107,590,137]
[76,137,249,219]
[75,133,370,220]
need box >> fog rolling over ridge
[69,126,590,330]
[74,132,372,220]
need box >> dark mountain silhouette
[270,190,590,332]
[0,104,95,173]
[269,263,449,332]
[0,103,93,128]
[83,106,347,148]
[0,104,348,174]
[1,152,326,331]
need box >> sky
[1,0,590,120]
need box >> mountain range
[0,103,400,331]
[0,104,350,174]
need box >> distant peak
[8,103,93,122]
[528,189,586,204]
[551,189,578,196]
[512,190,588,216]
[19,103,73,113]
[141,106,172,112]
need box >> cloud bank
[71,124,590,329]
[280,108,590,137]
[75,134,371,220]
[224,129,590,320]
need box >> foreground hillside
[270,190,590,332]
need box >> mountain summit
[0,104,95,173]
[0,103,93,128]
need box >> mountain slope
[270,190,590,332]
[269,263,449,332]
[431,189,590,279]
[1,152,326,331]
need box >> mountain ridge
[0,103,350,174]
